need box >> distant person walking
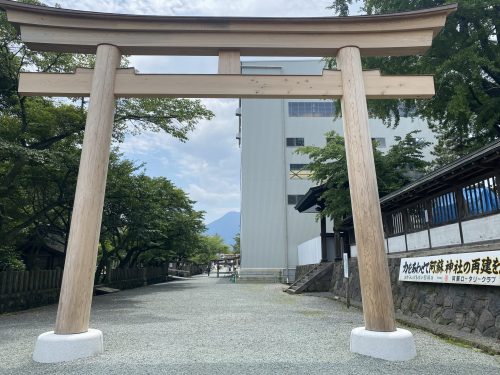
[206,266,211,277]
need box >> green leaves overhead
[0,2,214,270]
[327,0,500,165]
[115,98,213,142]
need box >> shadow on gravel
[12,358,500,375]
[0,279,199,322]
[91,281,200,306]
[95,280,200,299]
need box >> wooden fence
[105,266,170,288]
[0,269,63,296]
[0,265,177,313]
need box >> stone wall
[295,263,334,292]
[297,257,500,340]
[295,263,318,281]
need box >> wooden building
[342,139,500,255]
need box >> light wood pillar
[55,44,121,334]
[218,50,241,74]
[336,46,396,332]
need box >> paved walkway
[0,275,498,374]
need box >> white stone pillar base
[350,327,416,361]
[33,329,103,363]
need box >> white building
[238,60,436,282]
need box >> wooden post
[337,46,396,332]
[320,216,328,262]
[218,50,241,74]
[55,44,121,334]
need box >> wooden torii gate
[0,0,456,363]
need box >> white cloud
[120,98,240,223]
[129,56,219,74]
[46,0,336,17]
[41,0,353,223]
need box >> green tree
[232,233,240,254]
[0,1,213,269]
[88,153,207,281]
[297,131,430,226]
[327,0,500,165]
[189,235,230,267]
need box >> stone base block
[350,326,416,361]
[33,329,103,363]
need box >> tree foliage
[327,0,500,165]
[297,131,430,227]
[188,235,230,267]
[0,1,214,270]
[232,233,240,254]
[92,162,212,280]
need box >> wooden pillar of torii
[0,0,456,363]
[337,47,396,331]
[55,44,121,334]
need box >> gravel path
[0,275,498,374]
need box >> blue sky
[43,0,345,223]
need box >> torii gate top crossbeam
[0,0,456,57]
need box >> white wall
[282,61,336,271]
[368,117,436,161]
[382,216,500,255]
[406,230,429,251]
[240,67,287,269]
[430,223,461,247]
[388,235,406,253]
[286,207,322,268]
[462,214,500,243]
[240,61,332,275]
[297,236,322,265]
[239,59,437,279]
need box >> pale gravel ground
[0,275,498,375]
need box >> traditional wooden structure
[0,0,456,362]
[343,139,500,253]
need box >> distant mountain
[206,211,240,245]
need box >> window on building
[290,163,308,170]
[287,195,304,205]
[288,101,334,117]
[406,203,428,232]
[385,210,405,236]
[371,137,386,148]
[286,138,305,147]
[289,163,312,179]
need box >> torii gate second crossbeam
[0,0,457,364]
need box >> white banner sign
[399,251,500,286]
[343,253,349,278]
